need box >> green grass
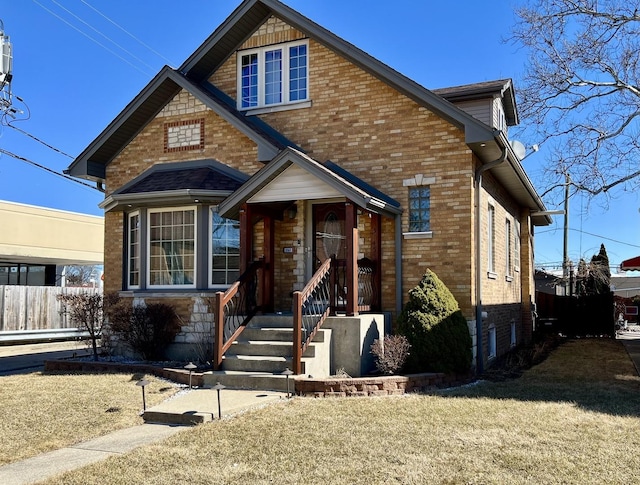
[0,372,177,466]
[42,338,640,484]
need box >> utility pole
[562,174,570,295]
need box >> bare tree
[511,0,640,203]
[63,265,101,287]
[57,292,117,360]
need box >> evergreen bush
[396,269,472,374]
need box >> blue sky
[1,0,638,272]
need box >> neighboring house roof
[218,147,402,219]
[433,79,519,126]
[99,159,249,212]
[67,0,549,224]
[621,256,640,271]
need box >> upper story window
[238,40,308,110]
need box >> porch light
[136,379,150,411]
[287,204,297,220]
[212,382,226,419]
[184,362,197,389]
[281,368,294,398]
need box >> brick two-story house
[67,0,550,380]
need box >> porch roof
[99,159,249,212]
[218,147,402,219]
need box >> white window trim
[147,206,197,290]
[208,208,240,290]
[127,211,141,290]
[403,231,433,240]
[237,39,309,111]
[405,174,433,235]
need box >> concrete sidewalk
[0,386,287,484]
[0,424,186,485]
[143,387,287,425]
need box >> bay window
[125,206,240,291]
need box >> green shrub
[109,301,181,361]
[396,269,472,374]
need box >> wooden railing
[292,257,333,374]
[213,260,263,370]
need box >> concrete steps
[202,314,330,391]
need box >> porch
[210,148,401,380]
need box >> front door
[312,203,346,270]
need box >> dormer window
[237,40,309,111]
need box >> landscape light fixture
[184,362,197,389]
[136,379,150,411]
[281,368,294,398]
[212,382,226,420]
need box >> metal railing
[0,328,91,344]
[357,257,377,312]
[213,259,263,370]
[292,257,333,374]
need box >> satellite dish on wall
[510,140,526,160]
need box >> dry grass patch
[0,372,176,466]
[43,338,640,484]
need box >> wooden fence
[0,286,101,332]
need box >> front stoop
[203,315,331,391]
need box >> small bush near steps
[396,269,472,374]
[370,335,411,375]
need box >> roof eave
[99,189,233,212]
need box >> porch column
[239,203,252,274]
[371,212,382,311]
[345,201,358,316]
[262,214,275,313]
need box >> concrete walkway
[0,424,185,485]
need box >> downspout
[474,145,507,375]
[395,213,403,317]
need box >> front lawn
[43,338,640,484]
[0,372,176,466]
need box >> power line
[6,125,74,159]
[49,0,158,73]
[79,0,175,65]
[536,227,640,249]
[31,0,153,77]
[0,147,99,191]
